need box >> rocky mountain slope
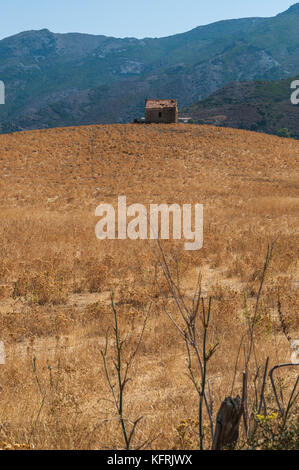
[183,75,299,138]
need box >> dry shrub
[13,271,68,305]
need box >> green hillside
[183,76,299,139]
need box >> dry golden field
[0,124,298,449]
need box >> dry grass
[0,124,298,449]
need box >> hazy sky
[0,0,296,40]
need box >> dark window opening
[159,112,162,118]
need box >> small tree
[277,128,291,138]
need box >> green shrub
[277,128,291,138]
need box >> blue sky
[0,0,296,40]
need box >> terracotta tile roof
[145,99,177,109]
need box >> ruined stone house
[145,99,178,124]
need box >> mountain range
[0,3,299,132]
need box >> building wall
[146,107,178,124]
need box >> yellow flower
[256,414,265,421]
[256,412,278,422]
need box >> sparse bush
[247,413,299,450]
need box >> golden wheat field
[0,124,298,450]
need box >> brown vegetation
[0,124,298,449]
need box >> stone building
[145,99,178,124]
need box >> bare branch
[269,362,299,417]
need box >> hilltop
[0,3,299,132]
[183,76,299,139]
[0,123,298,209]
